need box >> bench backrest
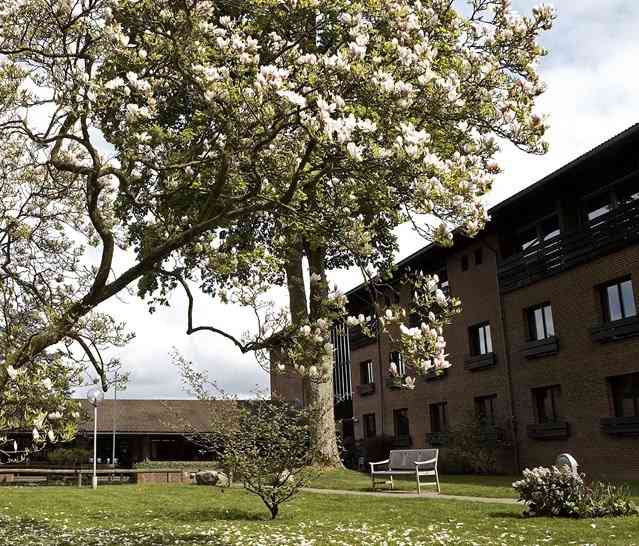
[389,449,438,470]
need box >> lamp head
[87,386,104,407]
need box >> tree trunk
[283,242,343,468]
[305,365,343,467]
[306,244,342,468]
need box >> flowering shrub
[513,466,638,518]
[513,466,585,517]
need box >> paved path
[301,487,520,505]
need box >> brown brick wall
[503,244,639,480]
[349,239,639,479]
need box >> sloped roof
[76,399,231,434]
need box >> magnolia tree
[0,0,554,463]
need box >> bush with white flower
[513,466,637,518]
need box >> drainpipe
[376,319,385,436]
[484,240,521,474]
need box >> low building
[272,123,639,480]
[73,399,216,466]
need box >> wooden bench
[370,448,440,494]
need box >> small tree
[170,354,317,519]
[223,400,318,519]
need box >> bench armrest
[414,458,437,466]
[369,459,390,471]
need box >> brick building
[271,123,639,480]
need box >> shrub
[445,414,512,474]
[47,447,91,467]
[513,466,638,518]
[513,466,585,517]
[221,400,319,519]
[580,482,637,518]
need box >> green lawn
[311,468,518,498]
[1,484,638,545]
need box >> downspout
[484,240,521,474]
[376,318,385,436]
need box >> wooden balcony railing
[527,421,570,440]
[356,383,376,396]
[348,319,378,350]
[600,416,639,436]
[498,200,639,292]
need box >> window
[609,373,639,418]
[527,303,555,340]
[475,394,497,426]
[363,413,377,438]
[586,193,612,222]
[384,291,401,307]
[515,215,561,252]
[437,267,450,295]
[617,178,639,205]
[393,408,410,439]
[533,385,562,424]
[585,180,639,226]
[540,216,561,242]
[469,322,493,355]
[429,402,448,433]
[474,247,483,266]
[461,255,469,271]
[601,278,637,322]
[389,351,406,376]
[359,360,374,385]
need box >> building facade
[271,124,639,480]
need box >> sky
[88,0,639,400]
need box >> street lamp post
[87,386,104,490]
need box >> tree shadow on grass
[487,511,526,519]
[166,507,270,523]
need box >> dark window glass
[360,360,374,385]
[527,303,555,340]
[474,248,483,265]
[393,408,410,439]
[601,278,637,322]
[363,413,377,438]
[541,215,561,241]
[470,323,493,355]
[389,351,406,376]
[461,255,469,271]
[587,193,612,222]
[475,394,497,426]
[429,402,448,433]
[533,385,562,423]
[437,267,449,295]
[609,373,639,418]
[617,179,639,205]
[516,226,539,252]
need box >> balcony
[479,426,505,444]
[464,352,497,371]
[522,336,560,359]
[385,376,405,390]
[591,316,639,343]
[498,199,639,293]
[348,319,378,350]
[356,383,376,396]
[600,416,639,436]
[527,421,570,440]
[424,368,448,382]
[426,432,449,446]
